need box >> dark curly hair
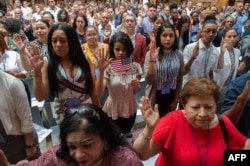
[109,31,134,59]
[56,103,128,163]
[4,18,21,34]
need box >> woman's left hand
[139,96,159,129]
[130,78,140,93]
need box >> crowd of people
[0,0,250,165]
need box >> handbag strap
[217,114,229,149]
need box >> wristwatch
[25,143,37,149]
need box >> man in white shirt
[186,0,193,16]
[98,12,116,43]
[0,71,40,164]
[183,18,224,86]
[45,0,60,22]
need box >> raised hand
[97,46,112,72]
[12,34,27,52]
[104,24,112,38]
[149,34,159,61]
[192,42,199,58]
[27,44,44,71]
[221,39,233,54]
[241,80,250,100]
[139,96,159,129]
[220,39,228,54]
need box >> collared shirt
[183,39,220,86]
[231,12,248,39]
[135,16,154,34]
[46,6,60,22]
[186,7,193,16]
[0,71,34,135]
[98,23,116,42]
[32,12,41,21]
[0,50,26,75]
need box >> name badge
[162,82,171,94]
[65,98,80,108]
[95,68,99,79]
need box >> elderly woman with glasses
[134,78,250,165]
[82,26,108,79]
[0,104,143,166]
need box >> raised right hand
[149,33,159,61]
[27,44,44,71]
[12,34,27,52]
[192,42,199,58]
[139,96,159,129]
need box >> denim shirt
[231,12,248,40]
[220,72,250,137]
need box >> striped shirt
[156,50,180,90]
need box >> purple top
[17,145,143,166]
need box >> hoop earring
[104,143,109,151]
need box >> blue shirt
[231,12,248,40]
[136,16,154,34]
[220,72,250,137]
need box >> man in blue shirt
[231,2,248,43]
[136,3,157,35]
[220,72,250,137]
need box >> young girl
[96,32,142,134]
[145,22,184,118]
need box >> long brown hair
[0,34,8,53]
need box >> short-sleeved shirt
[153,110,247,166]
[183,39,219,86]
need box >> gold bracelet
[31,70,42,78]
[142,131,151,140]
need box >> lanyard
[203,48,212,78]
[189,124,210,166]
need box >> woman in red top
[134,78,250,166]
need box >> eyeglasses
[86,33,98,38]
[66,107,100,120]
[226,21,234,23]
[203,30,218,36]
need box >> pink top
[18,145,143,166]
